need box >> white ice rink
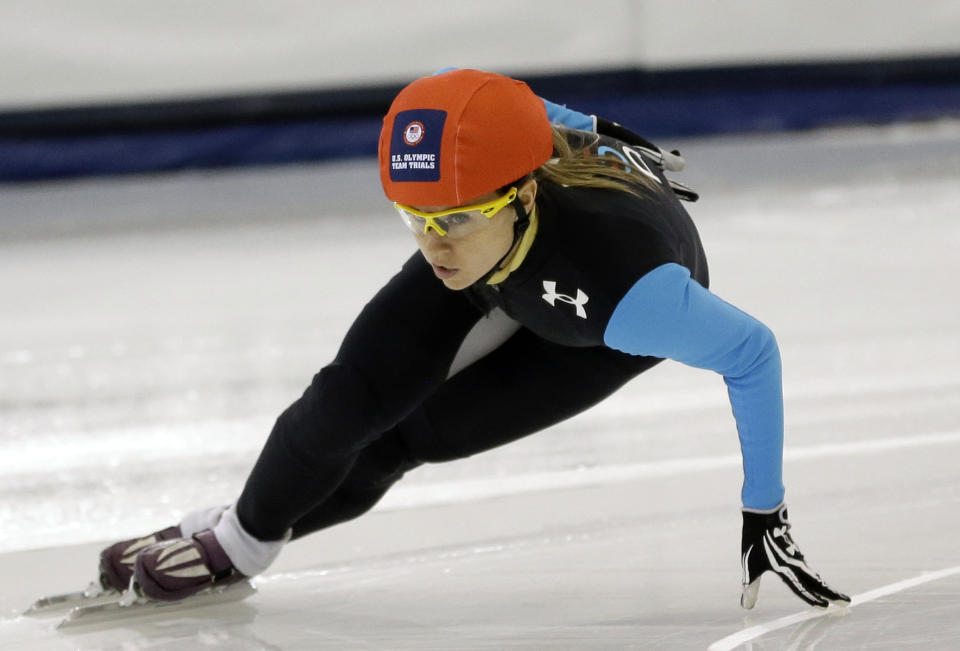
[1,121,959,649]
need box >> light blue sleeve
[540,98,596,131]
[434,67,595,132]
[603,263,785,510]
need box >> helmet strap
[476,196,530,286]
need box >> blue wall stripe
[2,57,959,183]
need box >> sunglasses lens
[394,188,516,238]
[396,207,426,233]
[437,212,472,229]
[439,212,488,237]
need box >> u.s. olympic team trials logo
[390,109,445,182]
[403,121,425,146]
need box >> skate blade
[57,580,256,629]
[25,583,119,616]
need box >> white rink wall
[2,0,959,109]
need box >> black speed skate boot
[132,529,247,601]
[99,525,183,592]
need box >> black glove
[741,503,850,609]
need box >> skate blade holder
[56,580,257,629]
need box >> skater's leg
[285,327,660,540]
[112,325,655,594]
[287,309,520,538]
[402,328,663,463]
[234,255,482,542]
[289,429,420,538]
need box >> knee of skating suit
[273,363,399,462]
[290,428,423,539]
[236,362,401,541]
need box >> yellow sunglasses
[394,188,518,238]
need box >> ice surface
[1,120,959,648]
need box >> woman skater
[99,69,848,611]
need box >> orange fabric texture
[379,69,553,207]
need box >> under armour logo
[542,280,589,319]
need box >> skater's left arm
[603,263,850,609]
[604,262,784,510]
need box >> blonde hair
[532,126,659,197]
